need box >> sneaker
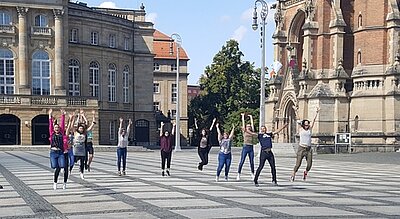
[198,164,203,171]
[236,173,241,181]
[118,171,122,176]
[162,171,165,176]
[272,181,278,186]
[80,173,84,180]
[215,176,219,182]
[53,182,57,190]
[87,165,91,172]
[122,171,126,176]
[166,170,170,176]
[303,171,308,181]
[62,183,67,190]
[290,175,295,182]
[225,176,228,181]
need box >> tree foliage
[189,40,263,146]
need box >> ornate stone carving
[53,9,64,19]
[304,0,315,21]
[16,7,28,16]
[274,4,283,28]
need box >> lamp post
[170,33,182,151]
[252,0,269,130]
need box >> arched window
[123,65,129,103]
[0,49,14,94]
[68,59,80,96]
[34,14,47,27]
[358,14,362,28]
[354,115,359,132]
[0,10,11,25]
[89,61,99,98]
[108,63,116,102]
[32,50,50,95]
[357,51,362,65]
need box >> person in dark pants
[215,123,235,182]
[160,122,175,176]
[253,124,288,187]
[195,118,216,171]
[117,118,132,176]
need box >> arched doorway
[0,114,20,145]
[135,119,149,145]
[32,115,49,145]
[288,10,305,71]
[284,101,297,143]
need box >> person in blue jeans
[253,123,288,187]
[215,123,235,182]
[236,113,255,181]
[117,117,132,176]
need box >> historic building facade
[267,0,400,152]
[153,30,189,144]
[0,0,156,145]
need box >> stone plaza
[1,149,400,218]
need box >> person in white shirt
[117,117,132,176]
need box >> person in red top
[49,109,68,190]
[159,121,175,176]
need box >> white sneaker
[53,182,57,190]
[62,183,66,190]
[236,173,241,181]
[215,176,219,182]
[80,173,84,180]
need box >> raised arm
[87,110,96,131]
[160,122,164,137]
[292,105,302,128]
[118,118,123,135]
[241,113,246,131]
[216,123,222,141]
[194,118,198,130]
[126,119,132,137]
[249,115,255,131]
[310,107,320,130]
[60,109,66,134]
[209,118,216,131]
[229,124,235,139]
[48,109,54,137]
[171,122,176,136]
[80,109,89,126]
[273,123,289,135]
[66,112,73,134]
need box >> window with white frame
[91,31,99,45]
[68,59,80,96]
[123,65,129,103]
[171,64,177,72]
[153,102,160,111]
[171,83,177,103]
[32,50,50,95]
[124,37,129,50]
[109,34,116,48]
[0,11,11,25]
[70,28,78,43]
[153,83,160,93]
[108,63,116,102]
[153,63,160,71]
[0,49,14,94]
[89,61,99,98]
[34,14,47,27]
[109,120,116,141]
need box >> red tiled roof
[153,30,189,60]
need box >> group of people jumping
[48,106,320,189]
[192,106,320,186]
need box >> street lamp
[252,0,269,131]
[170,33,182,151]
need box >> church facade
[267,0,400,152]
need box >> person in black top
[245,124,288,187]
[195,118,216,170]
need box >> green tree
[189,39,264,146]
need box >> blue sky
[83,0,277,85]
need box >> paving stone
[126,191,193,199]
[67,212,158,219]
[350,206,400,215]
[54,201,134,214]
[264,206,364,217]
[0,206,35,217]
[0,197,26,206]
[172,207,268,219]
[144,198,225,208]
[303,197,383,205]
[226,197,308,206]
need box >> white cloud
[146,12,158,24]
[99,1,117,8]
[219,15,231,23]
[241,3,275,24]
[231,25,247,42]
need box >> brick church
[266,0,400,152]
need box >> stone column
[17,7,29,94]
[53,9,65,95]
